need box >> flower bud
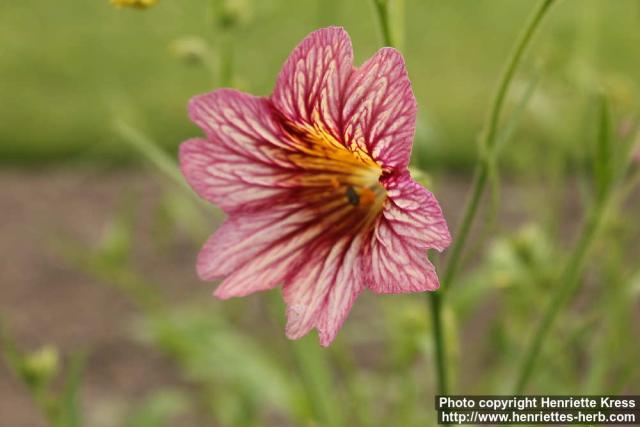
[169,37,212,66]
[19,346,59,389]
[215,0,251,30]
[110,0,157,9]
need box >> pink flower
[180,27,451,346]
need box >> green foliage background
[2,0,639,168]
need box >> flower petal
[271,27,354,138]
[365,173,451,294]
[182,89,299,213]
[283,235,364,346]
[342,47,417,170]
[199,193,368,302]
[197,207,325,298]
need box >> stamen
[285,123,387,231]
[345,186,360,206]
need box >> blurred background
[1,0,639,426]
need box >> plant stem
[371,0,395,47]
[429,0,555,401]
[513,97,637,393]
[429,292,448,395]
[114,120,212,211]
[219,33,234,87]
[114,120,185,189]
[442,0,556,293]
[513,203,605,393]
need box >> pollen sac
[345,186,360,206]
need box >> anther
[345,186,360,206]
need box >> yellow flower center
[283,124,386,233]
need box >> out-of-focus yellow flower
[20,345,59,388]
[110,0,157,9]
[215,0,252,29]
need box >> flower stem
[442,0,556,293]
[427,0,556,402]
[429,292,448,395]
[513,96,632,393]
[371,0,395,47]
[218,33,234,87]
[114,120,212,211]
[513,203,606,393]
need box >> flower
[180,27,451,346]
[110,0,157,9]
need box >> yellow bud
[110,0,157,9]
[20,345,59,388]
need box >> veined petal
[272,26,353,139]
[198,207,323,297]
[283,235,364,347]
[342,48,417,170]
[200,193,374,306]
[180,137,288,213]
[189,89,293,153]
[209,211,324,299]
[196,209,304,280]
[365,173,451,294]
[182,90,298,213]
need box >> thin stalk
[429,292,448,396]
[442,0,556,292]
[514,102,638,393]
[618,168,640,204]
[371,0,395,47]
[429,0,556,401]
[513,202,606,393]
[114,120,212,211]
[218,33,234,87]
[114,120,185,189]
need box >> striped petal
[200,207,323,298]
[271,26,353,139]
[199,193,376,306]
[366,173,451,294]
[283,235,365,347]
[342,48,417,170]
[182,89,297,213]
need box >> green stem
[439,164,489,292]
[371,0,395,47]
[429,0,555,402]
[513,203,605,393]
[114,121,185,189]
[219,33,234,87]
[429,292,448,396]
[442,0,556,292]
[114,120,212,211]
[514,115,639,393]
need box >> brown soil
[0,168,211,427]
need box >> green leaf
[126,389,190,427]
[59,351,86,427]
[593,94,613,204]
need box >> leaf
[593,94,613,204]
[125,389,190,427]
[59,351,86,427]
